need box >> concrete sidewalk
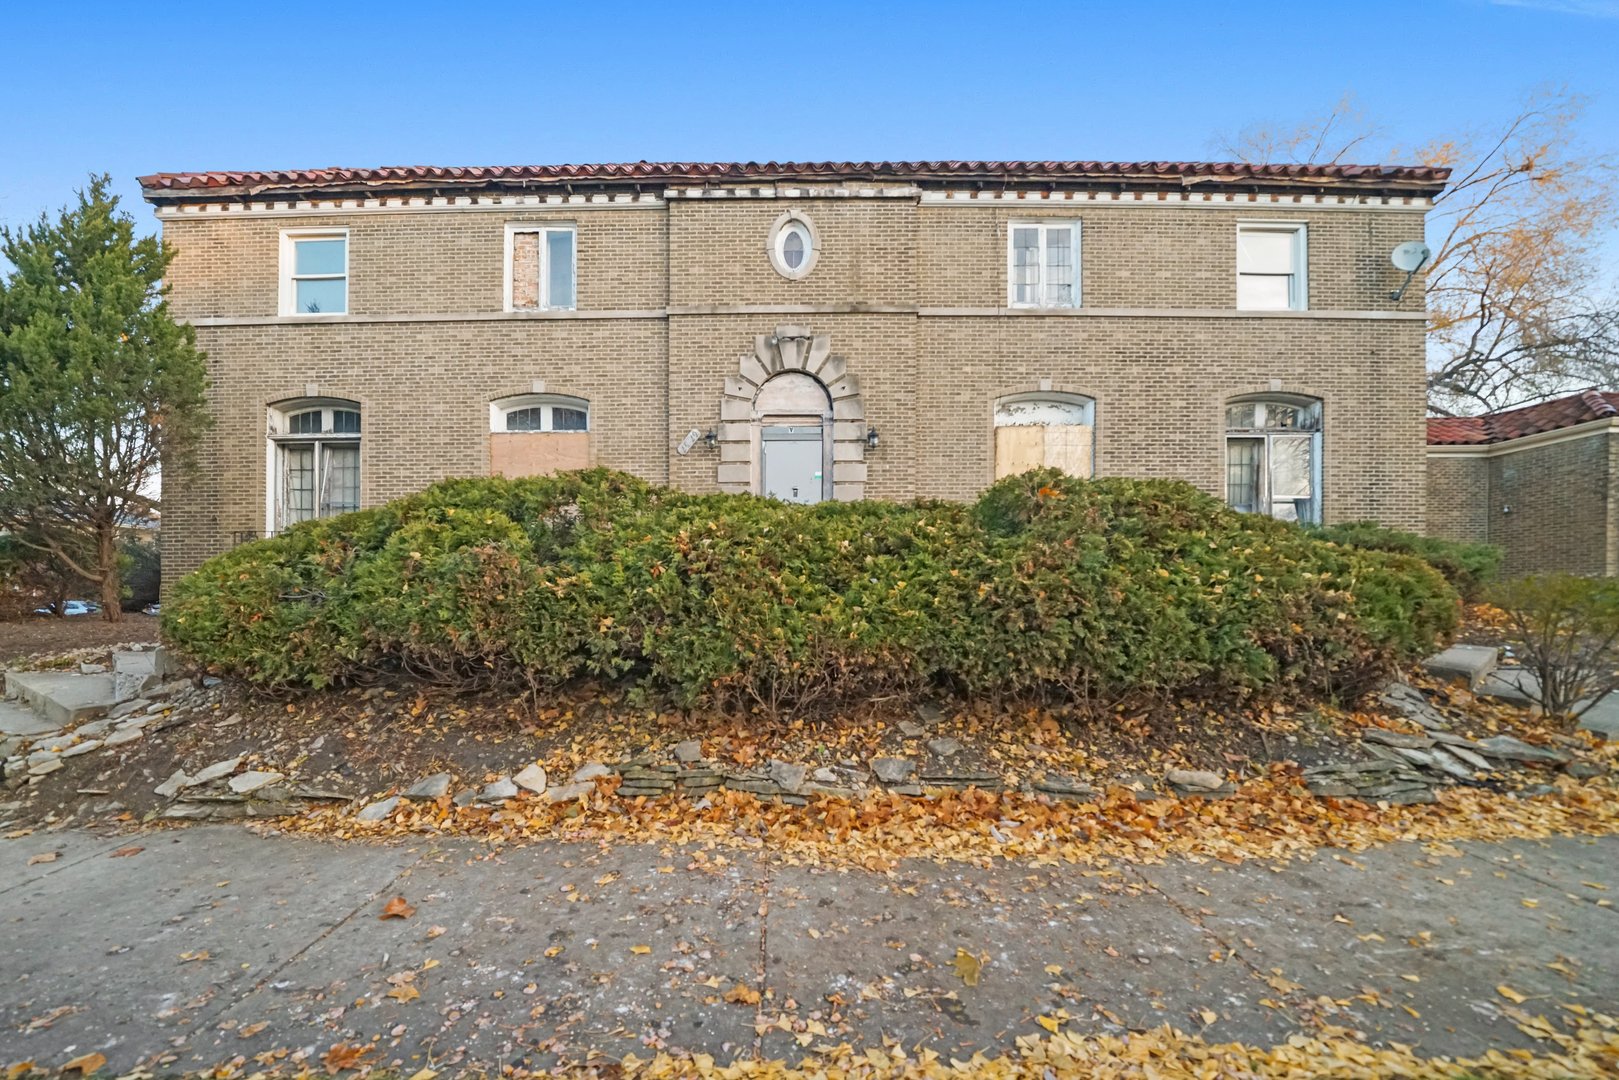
[1,826,1615,1073]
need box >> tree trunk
[98,523,123,623]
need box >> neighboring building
[139,159,1447,592]
[1428,390,1619,577]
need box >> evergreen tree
[0,175,209,621]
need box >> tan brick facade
[1428,426,1619,576]
[147,170,1438,592]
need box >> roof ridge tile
[138,159,1453,194]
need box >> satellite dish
[1391,241,1432,272]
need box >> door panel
[762,425,824,504]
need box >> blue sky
[2,0,1617,237]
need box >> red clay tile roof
[138,160,1451,199]
[1427,390,1619,445]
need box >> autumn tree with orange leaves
[1218,90,1618,416]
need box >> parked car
[31,600,100,617]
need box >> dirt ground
[0,614,161,666]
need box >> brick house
[138,160,1447,592]
[1428,390,1619,576]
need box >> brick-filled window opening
[1225,398,1321,524]
[1237,224,1308,311]
[993,392,1094,478]
[1007,222,1080,308]
[270,403,361,530]
[506,225,576,311]
[279,230,348,315]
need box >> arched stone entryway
[715,326,867,501]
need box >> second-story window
[507,225,577,311]
[1007,221,1080,309]
[1237,224,1308,311]
[280,229,348,315]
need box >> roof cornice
[138,159,1452,205]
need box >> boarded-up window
[489,394,591,477]
[993,395,1094,479]
[490,432,590,477]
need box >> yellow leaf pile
[281,770,1619,872]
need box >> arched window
[489,394,592,478]
[993,392,1095,479]
[1225,396,1322,524]
[268,399,361,530]
[490,394,589,433]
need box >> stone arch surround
[715,325,867,501]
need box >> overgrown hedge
[1309,521,1502,601]
[163,469,1458,710]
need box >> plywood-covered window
[993,393,1095,479]
[489,394,590,476]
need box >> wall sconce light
[866,426,880,450]
[703,428,719,450]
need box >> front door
[761,424,824,504]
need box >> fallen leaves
[1498,983,1528,1004]
[26,852,57,866]
[108,845,144,858]
[385,984,420,1003]
[723,983,761,1006]
[953,948,985,987]
[320,1042,371,1073]
[59,1053,104,1076]
[277,767,1619,875]
[379,896,415,920]
[600,1004,1619,1078]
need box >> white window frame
[490,394,590,433]
[766,210,821,280]
[1006,220,1082,309]
[265,400,362,533]
[503,223,578,312]
[1223,397,1323,525]
[278,228,349,317]
[1236,222,1308,312]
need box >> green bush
[1310,521,1502,601]
[163,468,1458,710]
[1487,574,1619,723]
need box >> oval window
[770,215,817,279]
[781,227,806,269]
